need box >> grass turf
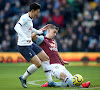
[0,63,100,90]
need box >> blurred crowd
[0,0,100,52]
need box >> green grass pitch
[0,63,100,90]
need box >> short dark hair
[29,2,41,11]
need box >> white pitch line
[84,77,100,79]
[28,79,47,86]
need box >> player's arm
[32,24,51,34]
[31,33,37,40]
[56,41,69,65]
[31,33,44,45]
[59,55,69,65]
[32,28,43,34]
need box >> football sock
[56,82,81,87]
[22,64,38,80]
[64,77,75,87]
[42,61,53,82]
[56,82,67,87]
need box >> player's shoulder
[20,13,29,20]
[21,13,28,18]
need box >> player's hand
[39,24,52,32]
[63,61,69,65]
[43,24,52,29]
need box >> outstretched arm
[59,55,69,65]
[32,24,52,34]
[39,24,52,31]
[31,24,52,40]
[56,42,69,65]
[31,33,37,40]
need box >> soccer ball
[72,74,84,86]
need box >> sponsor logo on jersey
[22,18,25,21]
[49,47,58,51]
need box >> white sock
[64,77,75,87]
[42,61,53,82]
[22,64,38,80]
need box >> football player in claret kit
[31,24,90,88]
[14,2,60,88]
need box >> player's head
[29,2,41,19]
[46,25,59,39]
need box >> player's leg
[19,56,41,88]
[55,81,90,88]
[50,64,72,80]
[22,55,41,80]
[18,45,42,88]
[32,43,60,87]
[50,65,90,88]
[41,64,74,87]
[41,64,90,88]
[37,50,52,82]
[37,50,60,87]
[61,66,74,87]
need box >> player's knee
[44,55,50,61]
[41,55,50,61]
[52,69,61,79]
[60,72,67,80]
[35,61,41,68]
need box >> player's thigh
[17,45,41,67]
[50,64,63,79]
[31,43,49,61]
[17,45,36,62]
[37,50,49,61]
[31,43,42,55]
[62,67,73,78]
[29,55,41,68]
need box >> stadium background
[0,0,100,90]
[0,0,100,64]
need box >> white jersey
[14,13,33,46]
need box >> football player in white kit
[14,2,60,88]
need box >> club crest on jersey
[55,66,59,69]
[29,26,32,31]
[49,43,55,47]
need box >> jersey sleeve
[18,15,28,26]
[35,35,44,45]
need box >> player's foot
[41,81,61,87]
[41,82,48,87]
[81,81,90,88]
[19,75,27,88]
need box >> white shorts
[50,64,73,80]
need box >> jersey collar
[27,13,33,20]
